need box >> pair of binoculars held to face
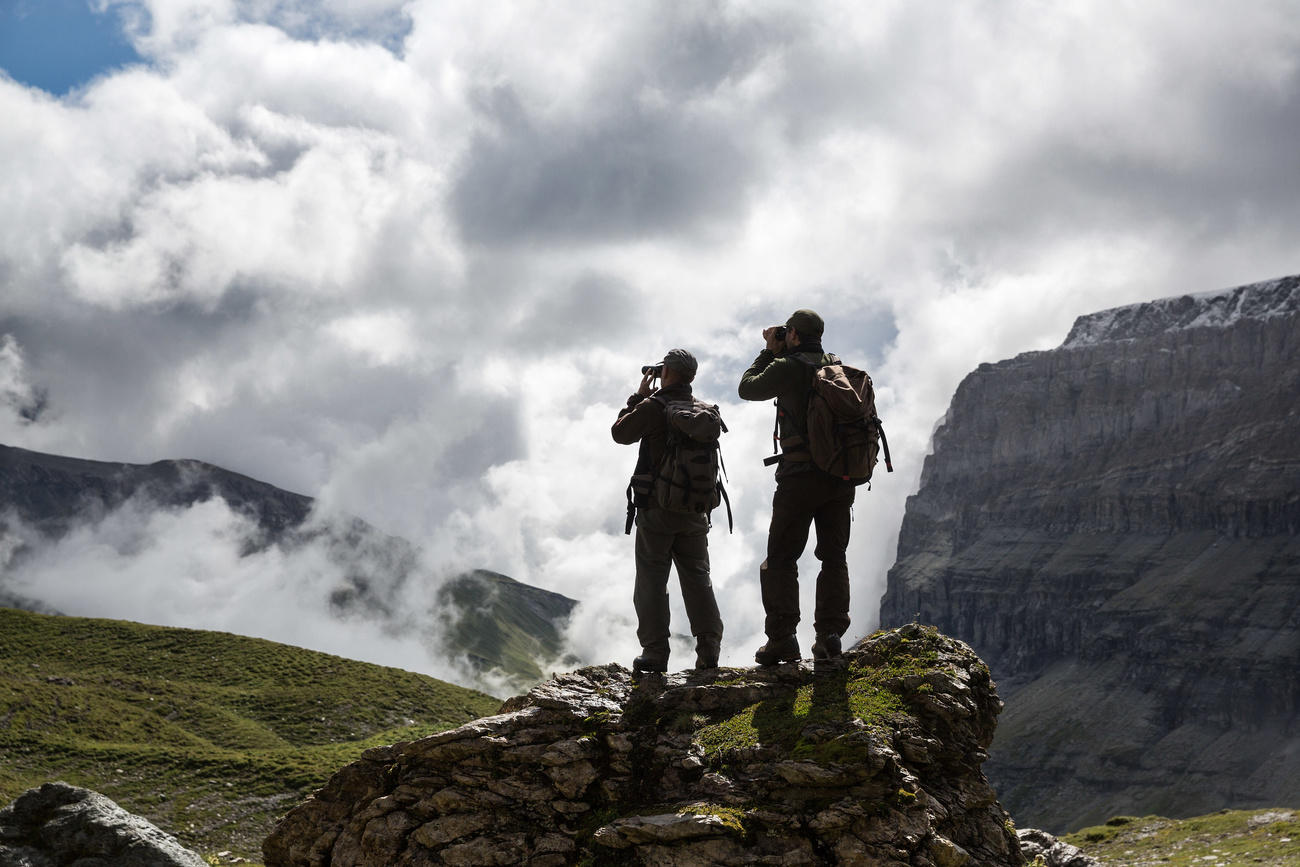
[641,364,663,376]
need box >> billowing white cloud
[3,0,1299,682]
[2,496,473,683]
[0,335,45,422]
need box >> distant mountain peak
[1061,273,1300,348]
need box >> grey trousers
[633,507,723,659]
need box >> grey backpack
[626,397,733,532]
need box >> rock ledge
[265,624,1023,866]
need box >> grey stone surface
[1017,828,1103,867]
[880,274,1300,830]
[0,781,206,867]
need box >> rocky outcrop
[1016,829,1101,867]
[264,624,1023,866]
[0,781,206,867]
[880,275,1300,830]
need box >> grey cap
[662,348,698,376]
[786,309,824,338]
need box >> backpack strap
[876,416,894,474]
[717,476,734,533]
[712,437,734,533]
[625,480,636,535]
[625,472,653,534]
[767,402,781,462]
[634,392,675,526]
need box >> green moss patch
[677,802,750,836]
[694,627,947,763]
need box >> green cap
[662,348,698,376]
[786,309,824,338]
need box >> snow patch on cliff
[1062,274,1300,348]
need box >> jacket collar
[654,382,694,401]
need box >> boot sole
[754,654,800,666]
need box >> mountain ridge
[0,442,578,689]
[1062,274,1300,348]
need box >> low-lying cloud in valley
[0,492,475,677]
[2,0,1299,687]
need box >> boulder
[0,781,206,867]
[1017,828,1103,867]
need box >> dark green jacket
[738,345,834,475]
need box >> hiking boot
[754,635,801,666]
[695,634,721,670]
[811,633,842,660]
[633,654,668,674]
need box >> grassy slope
[0,607,501,863]
[1064,809,1300,866]
[439,570,575,686]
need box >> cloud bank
[2,0,1298,677]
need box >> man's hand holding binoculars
[763,325,788,354]
[637,365,661,397]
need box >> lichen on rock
[263,624,1024,866]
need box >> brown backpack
[768,355,893,485]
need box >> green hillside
[438,569,578,687]
[1065,809,1300,866]
[0,607,501,862]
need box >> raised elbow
[610,420,637,445]
[737,379,766,402]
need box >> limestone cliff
[264,624,1023,866]
[880,275,1300,830]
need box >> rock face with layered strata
[880,275,1300,830]
[264,624,1023,866]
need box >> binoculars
[641,364,663,376]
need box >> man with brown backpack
[738,309,891,665]
[612,349,727,673]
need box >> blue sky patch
[0,0,143,95]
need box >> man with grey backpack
[612,349,727,673]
